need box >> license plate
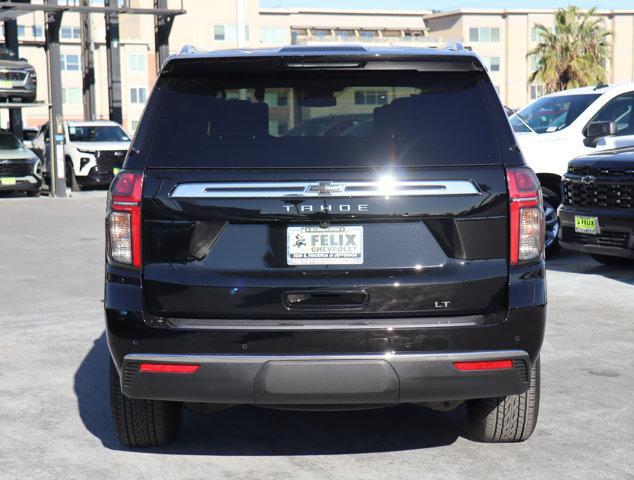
[0,177,16,186]
[575,215,600,234]
[0,80,12,89]
[287,225,363,265]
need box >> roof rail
[593,82,608,90]
[180,44,201,55]
[443,42,465,51]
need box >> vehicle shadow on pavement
[75,333,465,454]
[547,250,634,285]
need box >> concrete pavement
[1,194,632,479]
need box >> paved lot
[1,194,633,480]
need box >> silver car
[0,130,42,196]
[0,46,36,103]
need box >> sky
[260,1,634,10]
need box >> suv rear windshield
[149,70,500,168]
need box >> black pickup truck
[559,148,634,264]
[105,45,546,447]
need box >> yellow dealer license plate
[0,177,16,186]
[0,80,12,89]
[575,215,600,235]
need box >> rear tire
[26,189,41,197]
[467,357,540,443]
[590,254,634,267]
[109,360,182,447]
[541,188,561,258]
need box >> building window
[17,25,25,37]
[530,84,544,100]
[130,87,147,104]
[214,24,249,42]
[32,26,44,38]
[360,30,377,38]
[264,91,288,107]
[528,54,540,72]
[291,28,308,36]
[61,54,81,71]
[354,90,388,106]
[469,27,500,42]
[260,26,287,43]
[61,27,80,39]
[269,120,288,136]
[482,56,500,72]
[62,87,82,104]
[531,26,555,42]
[128,53,146,72]
[335,29,355,38]
[312,29,330,38]
[214,25,225,40]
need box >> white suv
[33,120,131,190]
[510,83,634,253]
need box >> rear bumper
[119,350,531,405]
[558,205,634,258]
[106,260,545,405]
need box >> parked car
[559,147,634,265]
[0,46,36,103]
[510,83,634,254]
[106,44,546,447]
[32,120,131,189]
[0,130,42,196]
[20,127,38,150]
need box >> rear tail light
[506,167,544,265]
[453,359,514,371]
[107,171,143,268]
[139,363,200,374]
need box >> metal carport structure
[0,0,185,196]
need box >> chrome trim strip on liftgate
[169,180,480,199]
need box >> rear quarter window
[148,69,501,168]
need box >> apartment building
[424,8,634,108]
[4,2,634,132]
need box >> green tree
[528,6,612,93]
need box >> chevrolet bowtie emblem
[306,181,345,196]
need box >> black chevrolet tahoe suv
[559,148,634,264]
[105,45,546,447]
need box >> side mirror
[584,121,617,147]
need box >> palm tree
[528,6,612,93]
